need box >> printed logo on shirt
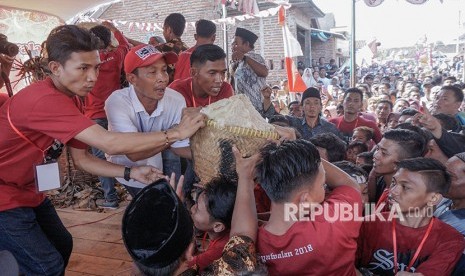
[260,244,313,263]
[367,249,426,274]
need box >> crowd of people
[1,10,465,276]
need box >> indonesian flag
[279,6,306,93]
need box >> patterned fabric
[156,38,188,55]
[233,51,267,113]
[180,235,259,276]
[156,38,189,83]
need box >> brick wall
[311,38,337,64]
[100,1,328,85]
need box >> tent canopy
[0,0,119,21]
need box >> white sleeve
[105,92,139,133]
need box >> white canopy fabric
[0,0,120,21]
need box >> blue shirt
[289,116,342,140]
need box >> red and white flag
[279,6,306,94]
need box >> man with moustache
[169,44,233,108]
[288,87,341,140]
[105,44,197,197]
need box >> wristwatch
[124,167,131,181]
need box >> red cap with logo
[124,44,178,74]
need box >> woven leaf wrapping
[191,95,278,185]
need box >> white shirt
[104,85,188,188]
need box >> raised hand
[169,172,184,200]
[173,107,206,140]
[412,102,442,138]
[100,21,117,32]
[130,166,165,184]
[231,49,245,62]
[273,125,297,142]
[232,146,261,181]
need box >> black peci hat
[235,27,258,45]
[122,179,193,269]
[301,87,321,103]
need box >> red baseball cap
[124,44,178,74]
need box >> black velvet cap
[301,87,321,103]
[235,27,258,45]
[122,179,193,268]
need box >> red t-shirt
[84,30,129,119]
[357,214,465,275]
[330,115,382,144]
[0,92,9,107]
[189,232,229,272]
[0,78,94,211]
[173,46,196,81]
[257,186,363,276]
[254,183,271,214]
[169,77,233,107]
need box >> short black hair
[377,100,394,111]
[397,157,451,195]
[441,85,464,103]
[383,129,426,159]
[204,177,237,229]
[309,133,347,162]
[268,115,290,126]
[353,126,374,141]
[190,44,226,66]
[164,13,186,37]
[344,87,364,101]
[333,161,368,183]
[90,25,111,49]
[400,108,419,116]
[348,141,368,153]
[444,76,457,82]
[357,151,374,164]
[257,140,321,203]
[195,19,216,38]
[46,25,100,65]
[288,100,300,109]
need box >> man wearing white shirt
[105,44,191,196]
[318,67,331,87]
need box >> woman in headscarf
[302,68,317,88]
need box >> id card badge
[34,162,61,192]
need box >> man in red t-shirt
[169,44,233,108]
[173,19,216,82]
[0,25,206,275]
[256,140,362,276]
[330,88,382,144]
[357,158,465,275]
[85,21,130,208]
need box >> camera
[0,34,19,56]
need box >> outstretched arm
[70,147,165,184]
[230,146,260,242]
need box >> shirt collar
[129,85,165,117]
[301,115,322,126]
